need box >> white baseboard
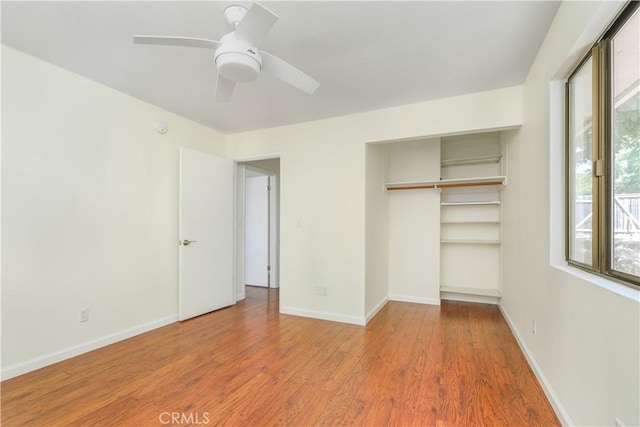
[389,294,441,306]
[365,297,388,324]
[280,306,366,326]
[1,314,178,381]
[499,305,573,427]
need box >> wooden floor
[2,287,559,426]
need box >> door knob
[180,239,198,246]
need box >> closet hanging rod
[386,180,504,191]
[440,154,503,167]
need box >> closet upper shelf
[384,176,506,191]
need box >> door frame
[234,155,281,301]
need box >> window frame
[565,1,640,290]
[565,53,597,270]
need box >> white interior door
[245,174,269,286]
[179,147,234,321]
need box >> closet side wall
[365,144,390,319]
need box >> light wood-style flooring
[2,287,559,426]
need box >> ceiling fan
[133,2,319,102]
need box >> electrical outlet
[532,320,537,335]
[79,308,89,322]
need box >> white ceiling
[1,1,560,135]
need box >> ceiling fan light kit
[215,34,261,83]
[217,52,260,82]
[133,2,319,102]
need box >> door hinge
[594,159,605,177]
[267,265,271,271]
[267,184,271,191]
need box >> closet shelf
[440,239,501,245]
[441,201,501,206]
[384,176,506,191]
[440,220,502,224]
[440,285,502,297]
[441,155,503,167]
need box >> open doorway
[236,158,280,301]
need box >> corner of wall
[498,304,573,426]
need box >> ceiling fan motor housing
[215,33,261,83]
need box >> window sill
[551,263,640,302]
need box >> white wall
[4,5,638,422]
[364,143,388,320]
[440,132,502,179]
[387,139,441,304]
[501,2,640,426]
[388,190,440,304]
[2,46,524,375]
[244,158,280,174]
[1,46,227,378]
[227,86,523,324]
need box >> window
[566,1,640,289]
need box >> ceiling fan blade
[215,74,236,102]
[261,51,320,95]
[133,35,220,50]
[234,3,278,46]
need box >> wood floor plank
[1,289,560,426]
